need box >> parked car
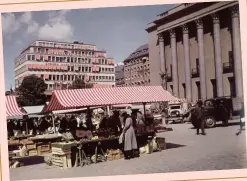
[199,96,240,128]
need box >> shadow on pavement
[165,142,186,150]
[14,156,45,166]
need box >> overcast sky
[2,4,175,90]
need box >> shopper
[122,112,138,160]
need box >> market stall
[42,86,177,167]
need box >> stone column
[195,19,207,100]
[231,6,243,98]
[212,13,223,97]
[169,29,179,97]
[182,24,192,102]
[159,34,166,74]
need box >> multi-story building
[123,44,150,86]
[14,40,115,91]
[115,63,124,87]
[146,2,242,102]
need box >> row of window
[124,64,150,72]
[25,54,111,65]
[42,74,115,82]
[125,79,151,86]
[15,74,115,85]
[30,47,98,57]
[34,41,96,51]
[124,71,151,80]
[124,56,149,66]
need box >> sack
[119,132,124,144]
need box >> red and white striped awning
[5,96,25,117]
[43,86,178,113]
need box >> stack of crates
[51,146,72,168]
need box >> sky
[2,4,175,90]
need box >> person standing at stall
[108,110,122,134]
[122,112,138,160]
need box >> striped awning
[43,86,178,113]
[5,96,25,118]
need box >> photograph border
[0,0,247,181]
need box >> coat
[123,117,138,151]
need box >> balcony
[191,68,199,78]
[166,73,172,82]
[223,62,233,73]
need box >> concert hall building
[146,2,242,102]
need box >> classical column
[182,24,192,102]
[169,29,179,97]
[212,13,223,97]
[158,34,166,74]
[195,19,207,100]
[231,6,243,98]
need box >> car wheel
[204,116,216,128]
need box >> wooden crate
[28,149,38,156]
[37,144,51,155]
[52,147,71,155]
[52,154,72,168]
[156,137,166,150]
[107,149,123,161]
[26,144,36,150]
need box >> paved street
[10,120,247,181]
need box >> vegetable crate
[156,137,166,150]
[107,149,123,161]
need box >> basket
[156,137,166,150]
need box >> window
[32,55,35,60]
[27,55,31,60]
[52,57,55,62]
[196,81,201,99]
[182,83,186,98]
[211,79,217,98]
[49,75,52,81]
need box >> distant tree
[69,77,93,89]
[16,75,48,106]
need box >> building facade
[115,64,125,87]
[123,44,150,86]
[14,40,115,90]
[146,2,243,102]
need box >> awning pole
[52,115,56,134]
[107,106,110,116]
[143,102,147,123]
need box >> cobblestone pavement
[10,120,247,181]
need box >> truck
[166,100,189,124]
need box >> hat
[98,109,105,114]
[197,100,203,106]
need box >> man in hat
[191,100,206,135]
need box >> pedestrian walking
[191,100,206,135]
[236,102,245,135]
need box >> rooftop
[124,44,149,62]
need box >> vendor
[108,110,122,134]
[39,117,49,134]
[98,110,108,130]
[7,119,14,137]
